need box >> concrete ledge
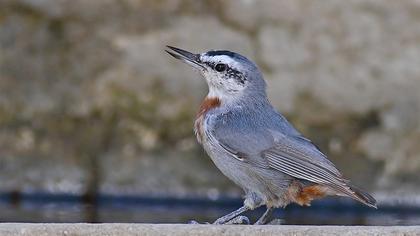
[0,224,419,236]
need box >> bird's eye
[214,63,227,72]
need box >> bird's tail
[340,182,377,208]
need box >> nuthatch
[166,46,376,225]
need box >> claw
[188,220,210,224]
[225,215,250,225]
[188,220,200,224]
[267,218,285,225]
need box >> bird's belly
[203,142,251,188]
[202,141,293,207]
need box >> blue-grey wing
[206,109,276,168]
[204,112,269,166]
[209,109,346,186]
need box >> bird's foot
[267,218,285,225]
[225,215,250,225]
[213,215,250,225]
[188,215,249,225]
[187,220,210,224]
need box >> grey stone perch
[0,224,419,236]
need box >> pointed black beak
[165,46,205,69]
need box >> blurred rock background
[0,0,419,201]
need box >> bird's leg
[213,205,250,224]
[254,207,274,225]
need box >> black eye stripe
[226,68,246,84]
[226,68,240,76]
[203,61,246,84]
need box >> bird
[165,45,377,225]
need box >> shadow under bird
[165,46,377,225]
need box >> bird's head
[166,46,267,103]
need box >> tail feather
[348,184,377,208]
[339,183,377,208]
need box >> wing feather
[261,139,371,201]
[263,139,346,185]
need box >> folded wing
[262,136,376,208]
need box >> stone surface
[0,0,420,198]
[1,224,420,236]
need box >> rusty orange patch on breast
[194,97,221,143]
[196,97,221,118]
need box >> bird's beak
[165,46,205,70]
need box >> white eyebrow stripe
[200,55,241,69]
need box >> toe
[188,220,200,224]
[226,215,250,225]
[188,220,210,224]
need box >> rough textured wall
[0,0,420,199]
